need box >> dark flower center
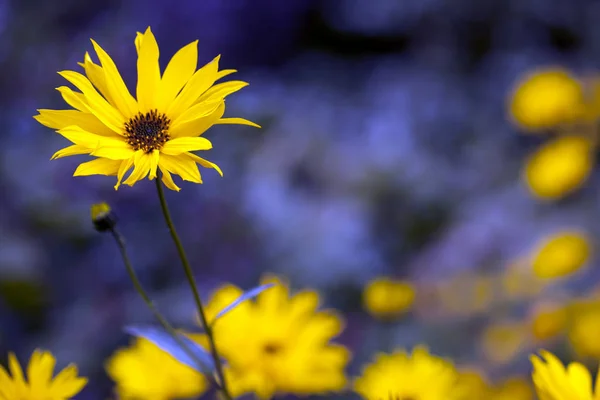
[124,110,170,152]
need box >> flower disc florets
[124,110,170,153]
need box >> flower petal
[90,145,136,160]
[91,39,138,118]
[196,81,248,104]
[8,353,24,382]
[78,52,113,104]
[56,86,88,111]
[159,167,181,191]
[215,117,261,128]
[115,157,134,190]
[161,137,212,155]
[215,69,237,82]
[58,70,125,134]
[74,158,122,176]
[50,364,88,397]
[159,40,198,110]
[51,144,90,160]
[158,153,202,183]
[35,109,117,137]
[166,55,220,121]
[186,152,223,177]
[148,149,160,180]
[123,150,152,186]
[136,27,161,113]
[171,99,222,128]
[57,125,124,149]
[169,102,225,138]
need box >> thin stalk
[155,177,232,400]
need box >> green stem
[155,177,232,400]
[109,227,216,382]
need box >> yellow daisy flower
[531,231,592,279]
[0,349,87,400]
[530,350,600,400]
[363,277,415,320]
[353,347,460,400]
[105,337,208,400]
[34,27,259,191]
[193,275,350,400]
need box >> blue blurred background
[1,0,600,398]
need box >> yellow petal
[27,350,55,388]
[56,86,88,111]
[50,364,88,397]
[215,69,237,82]
[74,158,122,176]
[169,102,225,138]
[186,152,223,177]
[123,150,152,186]
[8,353,24,382]
[35,109,117,137]
[171,99,223,128]
[148,149,160,179]
[159,167,181,191]
[159,40,198,110]
[58,70,125,134]
[161,137,212,155]
[79,52,113,104]
[134,31,144,53]
[57,125,124,149]
[136,27,161,113]
[158,153,202,183]
[91,39,138,118]
[166,55,220,121]
[215,117,261,128]
[51,144,90,160]
[196,81,248,104]
[90,145,136,160]
[115,158,134,190]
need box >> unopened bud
[90,202,116,232]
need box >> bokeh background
[1,0,600,398]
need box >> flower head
[531,231,591,279]
[353,347,460,400]
[34,27,259,191]
[105,337,208,400]
[193,275,350,399]
[0,349,87,400]
[530,350,600,400]
[363,277,415,319]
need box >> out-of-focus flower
[509,68,583,131]
[353,347,460,400]
[0,349,87,400]
[480,321,529,365]
[193,275,349,400]
[34,27,259,191]
[363,277,415,319]
[455,368,489,399]
[568,302,600,358]
[90,202,116,232]
[529,304,568,341]
[523,136,594,200]
[105,337,208,400]
[501,258,548,301]
[489,377,534,400]
[531,350,599,400]
[531,231,592,279]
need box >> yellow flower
[105,337,208,400]
[530,350,600,400]
[490,377,534,400]
[353,347,460,400]
[480,321,529,365]
[523,136,594,200]
[363,277,415,319]
[0,349,87,400]
[509,68,583,131]
[529,304,568,341]
[455,368,489,399]
[34,27,259,191]
[531,231,592,279]
[194,275,350,399]
[568,304,600,358]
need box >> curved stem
[109,227,216,383]
[155,177,232,400]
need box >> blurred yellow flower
[0,349,87,400]
[529,304,568,341]
[480,321,529,365]
[524,136,594,200]
[455,368,489,399]
[531,350,599,400]
[510,68,583,131]
[489,377,533,400]
[194,275,350,400]
[568,305,600,358]
[531,231,592,279]
[363,277,415,319]
[34,27,258,191]
[354,347,460,400]
[105,337,208,400]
